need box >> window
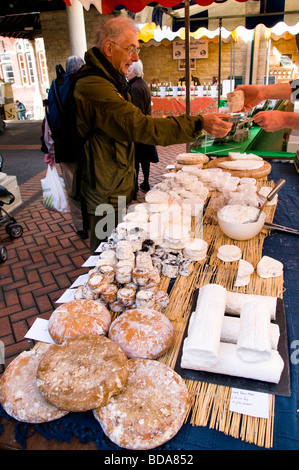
[26,53,35,84]
[2,64,14,83]
[18,53,28,85]
[0,55,14,82]
[38,51,48,84]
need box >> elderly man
[73,15,232,253]
[236,81,299,132]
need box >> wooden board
[207,157,272,178]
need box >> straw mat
[157,179,283,448]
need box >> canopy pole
[218,18,222,111]
[66,0,87,59]
[185,0,191,152]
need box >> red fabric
[151,96,217,118]
[100,0,249,15]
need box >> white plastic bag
[41,165,68,212]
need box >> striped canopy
[64,0,299,31]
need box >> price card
[229,388,269,419]
[25,318,55,344]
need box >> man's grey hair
[94,15,139,50]
[129,60,144,78]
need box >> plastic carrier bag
[41,165,68,213]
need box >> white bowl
[217,205,266,241]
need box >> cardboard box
[0,82,13,104]
[4,103,17,120]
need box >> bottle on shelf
[190,81,194,96]
[203,82,207,96]
[165,83,169,96]
[168,82,173,96]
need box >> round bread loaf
[0,343,68,423]
[36,335,129,412]
[175,152,209,165]
[48,299,111,344]
[108,308,174,359]
[93,358,189,450]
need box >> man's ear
[103,41,112,58]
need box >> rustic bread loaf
[0,343,68,423]
[47,299,111,344]
[93,358,189,450]
[108,307,174,359]
[36,335,129,412]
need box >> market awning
[68,0,299,31]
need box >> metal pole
[218,18,222,111]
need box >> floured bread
[36,335,129,412]
[257,255,283,278]
[226,89,244,113]
[94,358,189,450]
[0,343,68,423]
[217,244,242,262]
[175,152,209,165]
[218,160,264,171]
[48,299,111,344]
[108,307,174,359]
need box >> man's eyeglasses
[110,41,140,56]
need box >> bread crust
[36,335,129,412]
[94,358,189,450]
[108,308,174,359]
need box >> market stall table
[0,161,298,451]
[151,96,218,118]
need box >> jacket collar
[92,47,130,96]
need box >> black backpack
[44,64,102,165]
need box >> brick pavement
[0,143,186,372]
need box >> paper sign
[25,318,55,344]
[55,288,76,304]
[229,388,269,419]
[82,255,100,267]
[70,273,90,288]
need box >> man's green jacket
[73,47,203,214]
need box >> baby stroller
[0,156,23,262]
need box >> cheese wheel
[48,299,111,344]
[37,335,129,412]
[218,160,264,171]
[108,307,174,359]
[94,358,189,450]
[217,244,242,262]
[0,343,68,423]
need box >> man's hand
[202,113,233,138]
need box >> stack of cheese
[181,284,284,384]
